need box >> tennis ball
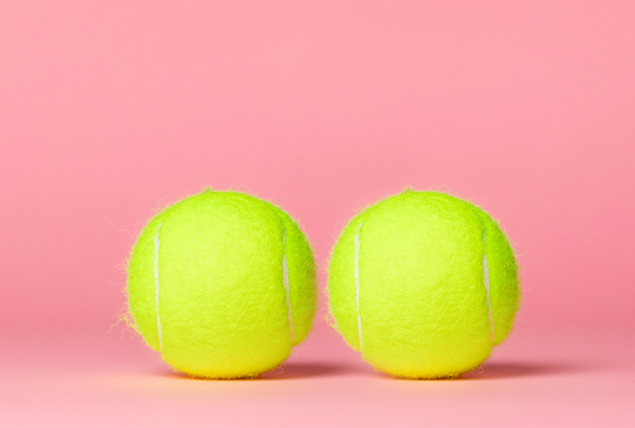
[126,190,317,379]
[328,190,520,379]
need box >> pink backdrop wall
[1,2,634,427]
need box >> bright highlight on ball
[126,190,317,379]
[328,190,520,379]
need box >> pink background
[1,1,634,427]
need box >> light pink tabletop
[1,2,634,427]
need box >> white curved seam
[281,224,294,345]
[154,221,163,351]
[355,221,363,352]
[482,226,494,344]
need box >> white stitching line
[154,221,163,351]
[482,225,494,344]
[355,221,363,352]
[281,223,294,345]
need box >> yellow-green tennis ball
[127,190,317,379]
[328,190,520,379]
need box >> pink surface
[1,1,634,427]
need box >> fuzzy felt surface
[328,191,519,379]
[127,190,317,378]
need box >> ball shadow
[149,361,358,381]
[150,360,578,381]
[461,361,583,380]
[260,361,357,380]
[375,360,585,381]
